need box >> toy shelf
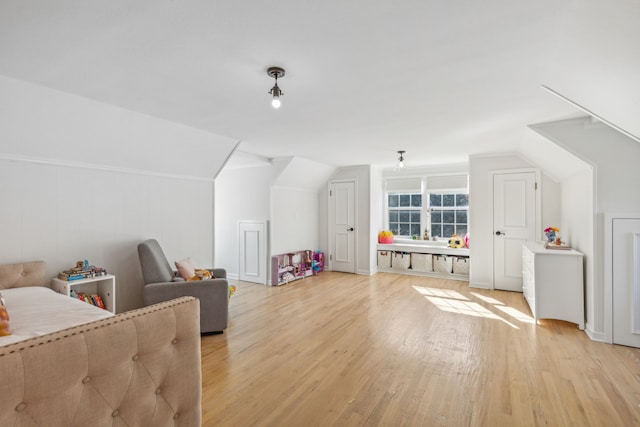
[270,250,324,286]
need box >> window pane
[456,194,469,207]
[399,211,410,222]
[442,210,455,223]
[410,224,420,236]
[456,225,468,236]
[399,223,410,235]
[410,211,421,222]
[431,211,442,223]
[389,223,399,235]
[388,194,398,207]
[411,194,422,207]
[389,211,398,222]
[431,223,442,238]
[443,224,455,237]
[456,210,467,223]
[399,194,410,207]
[430,194,441,207]
[443,194,455,207]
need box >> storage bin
[411,253,433,272]
[391,251,411,270]
[433,255,453,274]
[452,256,470,275]
[377,251,392,268]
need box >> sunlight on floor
[413,286,533,328]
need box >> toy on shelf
[271,249,321,286]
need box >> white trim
[0,153,214,182]
[540,85,640,144]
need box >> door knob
[495,231,505,236]
[347,227,354,231]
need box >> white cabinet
[51,274,116,313]
[522,242,584,330]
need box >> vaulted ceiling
[1,1,638,168]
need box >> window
[430,193,468,238]
[388,193,422,237]
[384,174,469,239]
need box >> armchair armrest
[143,278,230,333]
[208,268,227,279]
[143,278,229,306]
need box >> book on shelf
[544,242,572,250]
[58,268,108,281]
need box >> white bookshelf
[51,274,116,313]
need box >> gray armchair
[137,239,229,333]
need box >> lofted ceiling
[0,1,635,169]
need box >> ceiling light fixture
[397,150,406,168]
[267,66,285,109]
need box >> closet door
[239,220,267,284]
[612,218,640,347]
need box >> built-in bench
[377,239,470,281]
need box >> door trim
[327,179,358,273]
[489,168,541,290]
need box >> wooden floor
[201,272,640,427]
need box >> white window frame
[383,173,469,240]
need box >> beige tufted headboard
[0,260,47,290]
[0,296,202,426]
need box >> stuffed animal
[188,269,214,281]
[448,233,465,248]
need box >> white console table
[522,242,584,329]
[51,274,116,313]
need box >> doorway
[328,180,356,273]
[492,170,539,291]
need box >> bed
[0,260,202,426]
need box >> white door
[493,172,537,292]
[239,220,267,284]
[329,181,355,273]
[612,218,640,347]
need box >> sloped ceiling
[0,1,637,168]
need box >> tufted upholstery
[0,296,202,426]
[0,260,47,289]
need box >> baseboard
[357,268,374,276]
[584,323,607,343]
[227,273,239,280]
[469,281,490,289]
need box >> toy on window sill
[448,233,465,248]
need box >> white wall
[544,0,640,142]
[214,162,284,279]
[271,187,319,255]
[530,116,640,339]
[369,165,383,275]
[468,153,557,289]
[0,76,236,312]
[215,156,334,280]
[560,168,594,333]
[326,165,372,275]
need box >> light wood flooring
[201,271,640,426]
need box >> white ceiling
[1,0,632,169]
